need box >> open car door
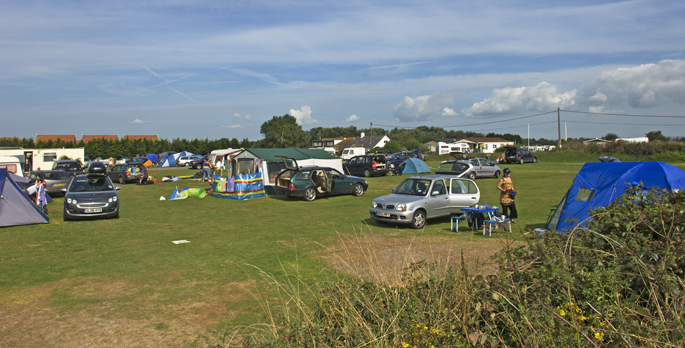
[276,156,299,170]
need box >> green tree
[383,140,403,153]
[646,130,668,142]
[260,115,308,148]
[604,133,619,141]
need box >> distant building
[423,138,462,153]
[82,135,119,143]
[346,133,390,151]
[35,134,76,143]
[462,137,515,154]
[583,138,609,147]
[123,135,158,141]
[617,137,649,143]
[311,137,351,154]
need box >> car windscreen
[394,178,432,196]
[56,162,82,170]
[435,162,469,175]
[69,176,114,192]
[44,171,71,179]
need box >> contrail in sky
[142,65,198,104]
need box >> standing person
[497,168,518,220]
[108,157,114,169]
[139,166,149,184]
[202,157,211,182]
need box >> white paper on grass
[172,240,190,244]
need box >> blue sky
[2,0,685,141]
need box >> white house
[347,133,391,151]
[0,147,86,173]
[462,138,515,154]
[617,137,649,143]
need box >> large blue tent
[400,158,431,175]
[547,161,685,232]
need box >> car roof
[296,166,338,171]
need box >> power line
[562,120,685,127]
[373,110,556,130]
[560,110,685,118]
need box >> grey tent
[0,168,49,227]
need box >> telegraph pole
[370,122,373,136]
[557,107,561,148]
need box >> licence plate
[54,183,65,187]
[377,211,391,217]
[85,208,102,213]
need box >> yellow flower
[594,332,604,340]
[423,326,428,330]
[431,329,439,334]
[559,309,566,316]
[402,342,410,348]
[415,324,421,328]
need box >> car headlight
[108,198,113,203]
[113,196,117,202]
[372,201,378,208]
[67,198,72,204]
[395,204,407,211]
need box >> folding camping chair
[482,210,512,236]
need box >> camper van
[341,147,366,160]
[0,156,24,177]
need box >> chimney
[360,131,365,138]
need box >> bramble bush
[231,186,685,347]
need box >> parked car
[386,151,421,170]
[503,146,538,164]
[274,156,368,201]
[177,155,202,167]
[190,155,210,169]
[369,175,481,229]
[61,162,120,221]
[51,160,85,176]
[436,155,501,180]
[107,163,145,184]
[27,170,72,195]
[343,155,389,177]
[434,161,474,179]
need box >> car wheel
[518,158,524,165]
[119,176,125,184]
[352,183,364,197]
[468,171,476,180]
[494,170,500,178]
[363,168,371,177]
[411,210,427,229]
[303,187,317,201]
[533,157,538,163]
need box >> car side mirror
[391,187,396,192]
[431,191,441,196]
[115,186,121,190]
[60,188,67,193]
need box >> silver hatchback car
[369,175,480,229]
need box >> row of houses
[31,135,159,143]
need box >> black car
[343,155,389,177]
[62,162,120,221]
[52,160,85,175]
[190,155,210,169]
[386,151,420,170]
[107,164,145,184]
[503,146,538,164]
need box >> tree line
[1,115,677,158]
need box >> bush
[242,187,685,347]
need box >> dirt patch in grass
[317,232,518,285]
[0,277,254,348]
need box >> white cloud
[289,105,318,125]
[393,92,454,122]
[131,119,146,124]
[346,114,359,122]
[462,82,577,116]
[221,124,244,129]
[442,107,457,117]
[233,113,251,120]
[578,59,685,108]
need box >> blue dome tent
[547,161,685,232]
[400,158,431,175]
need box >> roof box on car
[88,161,107,174]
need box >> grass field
[1,158,683,347]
